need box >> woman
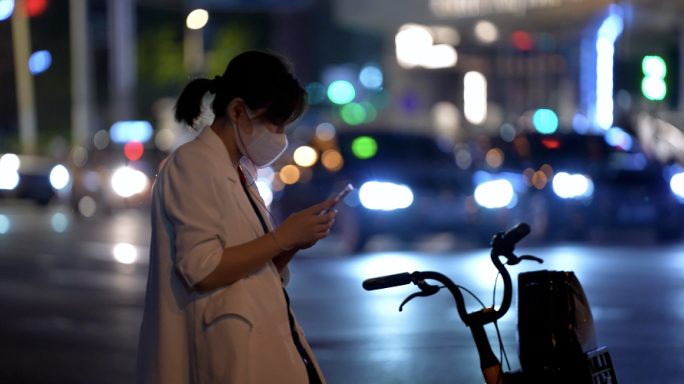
[136,51,336,384]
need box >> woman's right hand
[274,197,339,249]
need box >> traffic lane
[0,205,148,384]
[288,244,684,383]
[0,206,683,382]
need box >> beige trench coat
[136,126,326,384]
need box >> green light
[341,103,366,125]
[642,56,666,100]
[351,136,377,159]
[360,102,377,123]
[642,56,666,78]
[327,81,355,104]
[642,77,666,100]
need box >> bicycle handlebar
[362,272,413,290]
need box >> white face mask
[233,108,288,168]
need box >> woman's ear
[227,98,246,123]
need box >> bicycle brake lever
[399,284,440,312]
[519,255,543,264]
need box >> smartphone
[321,184,353,214]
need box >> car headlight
[49,164,70,190]
[112,167,148,197]
[552,172,593,199]
[474,179,514,208]
[671,173,684,198]
[359,181,413,210]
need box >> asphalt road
[0,203,683,383]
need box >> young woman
[136,51,336,384]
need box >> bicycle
[362,223,618,384]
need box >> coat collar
[197,125,239,182]
[197,126,274,235]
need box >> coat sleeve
[162,146,226,289]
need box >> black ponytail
[174,50,308,130]
[173,78,212,128]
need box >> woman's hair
[174,50,308,129]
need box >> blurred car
[67,141,164,216]
[473,131,684,241]
[272,130,473,251]
[0,153,58,205]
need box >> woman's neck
[210,117,242,170]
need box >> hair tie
[208,75,222,95]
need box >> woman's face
[233,103,286,135]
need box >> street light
[184,9,208,74]
[186,9,208,30]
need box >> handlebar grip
[500,222,531,247]
[362,272,412,291]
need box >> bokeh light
[25,0,48,17]
[474,21,498,43]
[532,109,559,134]
[279,165,300,185]
[552,172,593,199]
[110,121,153,143]
[155,129,175,151]
[485,148,504,168]
[256,180,273,206]
[327,81,355,104]
[431,102,460,136]
[512,31,533,50]
[523,168,535,186]
[671,173,684,198]
[359,182,413,210]
[532,171,547,189]
[360,102,377,123]
[351,136,378,159]
[315,123,336,141]
[49,165,70,189]
[464,71,487,125]
[0,0,14,21]
[341,103,366,125]
[78,196,97,217]
[124,141,144,161]
[113,243,137,264]
[305,82,326,105]
[94,130,110,149]
[500,123,516,142]
[186,9,209,29]
[605,127,633,151]
[322,149,344,172]
[455,148,472,170]
[111,167,147,197]
[51,213,68,233]
[71,146,88,167]
[474,179,514,208]
[541,164,554,181]
[0,153,20,171]
[28,50,51,74]
[642,56,666,78]
[359,66,383,90]
[293,146,318,167]
[0,168,19,190]
[0,214,9,234]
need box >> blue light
[28,50,52,75]
[110,121,153,143]
[0,0,13,21]
[533,109,559,134]
[595,10,623,130]
[359,66,383,90]
[605,127,633,151]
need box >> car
[472,131,684,242]
[270,130,474,252]
[0,153,58,205]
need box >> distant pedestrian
[136,50,336,384]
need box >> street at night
[1,204,682,383]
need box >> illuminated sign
[430,0,587,18]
